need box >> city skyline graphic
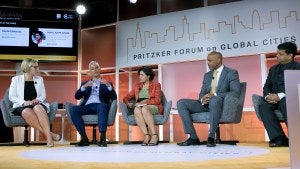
[127,9,299,51]
[116,0,300,67]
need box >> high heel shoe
[47,141,54,148]
[51,132,61,141]
[148,134,159,146]
[142,134,151,146]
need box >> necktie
[210,70,218,94]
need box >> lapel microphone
[34,81,37,84]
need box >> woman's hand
[135,102,147,107]
[32,99,40,105]
[23,101,33,106]
[127,102,134,108]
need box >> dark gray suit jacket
[199,66,241,100]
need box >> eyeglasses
[31,66,39,70]
[89,67,100,71]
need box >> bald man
[177,51,241,147]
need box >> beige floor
[0,142,290,169]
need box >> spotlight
[129,0,137,4]
[76,4,86,15]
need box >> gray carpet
[20,144,269,163]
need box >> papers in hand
[136,103,147,107]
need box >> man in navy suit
[259,42,300,147]
[70,61,117,147]
[177,51,241,147]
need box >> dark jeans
[70,103,109,135]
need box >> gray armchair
[252,94,285,122]
[120,92,172,144]
[192,82,247,145]
[0,88,58,146]
[65,100,118,144]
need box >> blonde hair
[21,58,38,73]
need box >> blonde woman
[9,58,60,147]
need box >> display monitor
[0,7,78,61]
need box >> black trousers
[259,97,287,141]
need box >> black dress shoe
[269,136,289,147]
[269,140,289,147]
[75,138,90,147]
[206,137,216,147]
[177,137,201,146]
[269,142,288,147]
[97,140,107,147]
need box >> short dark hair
[35,31,45,39]
[277,42,297,58]
[138,66,155,81]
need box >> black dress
[12,81,46,116]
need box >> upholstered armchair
[65,100,118,144]
[120,91,172,144]
[0,88,58,146]
[252,94,285,122]
[192,82,247,145]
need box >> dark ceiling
[0,0,117,29]
[0,0,243,29]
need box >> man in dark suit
[259,42,300,147]
[70,61,117,147]
[177,51,241,147]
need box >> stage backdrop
[116,0,300,68]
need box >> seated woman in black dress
[9,58,60,147]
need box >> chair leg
[216,125,239,145]
[23,126,30,146]
[216,126,221,144]
[0,126,29,146]
[91,125,97,144]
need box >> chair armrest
[221,94,242,123]
[1,89,14,127]
[107,100,117,126]
[65,102,76,125]
[120,102,132,124]
[48,102,58,123]
[1,99,13,127]
[252,94,264,121]
[163,100,172,122]
[120,102,136,125]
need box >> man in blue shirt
[70,61,117,147]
